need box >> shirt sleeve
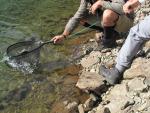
[65,0,87,33]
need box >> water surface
[0,0,92,113]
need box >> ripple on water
[0,0,92,112]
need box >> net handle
[42,40,53,45]
[24,40,54,55]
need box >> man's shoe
[101,38,117,48]
[94,39,117,52]
[99,65,122,85]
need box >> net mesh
[6,40,42,74]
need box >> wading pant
[115,16,150,72]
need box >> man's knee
[103,9,119,26]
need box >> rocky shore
[62,1,150,113]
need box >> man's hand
[123,0,141,14]
[90,0,102,14]
[123,1,134,14]
[51,35,65,44]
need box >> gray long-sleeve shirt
[65,0,126,33]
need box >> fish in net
[5,39,53,74]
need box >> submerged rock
[3,83,31,102]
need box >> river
[0,0,93,113]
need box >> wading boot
[94,37,117,52]
[99,65,122,85]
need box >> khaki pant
[115,15,133,33]
[85,14,133,33]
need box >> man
[99,0,147,85]
[51,0,133,49]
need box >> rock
[76,71,107,95]
[0,104,4,110]
[63,100,69,106]
[76,5,150,112]
[137,100,150,111]
[94,32,103,43]
[104,83,129,99]
[66,101,78,112]
[4,83,31,102]
[80,51,101,68]
[104,97,133,113]
[124,58,150,79]
[78,104,85,113]
[89,39,95,42]
[144,77,150,86]
[145,40,150,48]
[43,82,55,93]
[88,110,96,113]
[83,97,97,112]
[121,100,135,110]
[127,77,147,92]
[95,104,107,113]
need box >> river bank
[65,1,150,113]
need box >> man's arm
[65,0,87,34]
[51,0,87,44]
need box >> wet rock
[0,104,4,110]
[43,82,55,93]
[14,84,31,101]
[39,60,68,73]
[34,75,47,82]
[4,83,31,102]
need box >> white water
[2,55,38,74]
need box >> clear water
[0,0,91,113]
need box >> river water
[0,0,93,113]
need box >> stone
[76,71,106,95]
[124,58,150,79]
[104,97,132,113]
[94,32,103,43]
[127,77,147,92]
[137,100,150,111]
[78,104,85,113]
[83,97,97,112]
[66,101,78,112]
[95,104,105,113]
[80,51,101,68]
